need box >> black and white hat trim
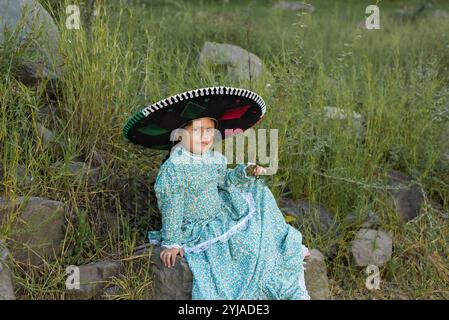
[123,86,266,138]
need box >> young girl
[148,116,311,300]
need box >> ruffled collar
[172,144,213,160]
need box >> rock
[82,0,98,33]
[37,103,58,122]
[90,148,108,167]
[101,285,122,300]
[322,106,366,140]
[67,161,100,186]
[357,19,367,29]
[150,245,192,300]
[345,210,380,229]
[273,1,315,13]
[0,241,15,300]
[391,8,415,23]
[198,41,264,82]
[0,0,63,97]
[280,198,334,233]
[50,161,101,187]
[304,249,330,300]
[14,164,33,185]
[149,244,328,300]
[357,18,382,30]
[0,196,66,266]
[387,170,423,222]
[391,4,433,23]
[324,76,339,90]
[280,198,339,258]
[351,229,392,267]
[36,122,63,153]
[36,122,56,145]
[382,281,410,300]
[65,260,122,300]
[438,130,449,169]
[442,151,449,167]
[432,9,449,20]
[0,164,33,185]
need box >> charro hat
[123,86,266,150]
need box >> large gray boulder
[0,241,15,300]
[351,228,393,267]
[65,260,123,300]
[149,244,329,300]
[387,170,423,222]
[0,196,66,266]
[198,41,264,82]
[304,249,330,300]
[150,245,192,300]
[0,0,63,93]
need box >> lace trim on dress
[150,192,256,254]
[298,267,311,300]
[299,244,311,300]
[177,145,205,159]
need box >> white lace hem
[150,192,256,254]
[298,266,311,300]
[298,244,311,300]
[157,243,184,249]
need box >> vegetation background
[1,0,448,299]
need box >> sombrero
[122,86,266,150]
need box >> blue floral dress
[148,144,310,300]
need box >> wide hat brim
[123,86,266,150]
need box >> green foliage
[1,0,448,299]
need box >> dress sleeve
[217,153,256,189]
[154,163,186,249]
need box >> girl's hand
[160,247,184,268]
[246,164,267,176]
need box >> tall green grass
[0,0,448,299]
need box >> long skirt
[183,179,310,300]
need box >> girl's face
[180,117,217,154]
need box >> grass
[0,0,448,299]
